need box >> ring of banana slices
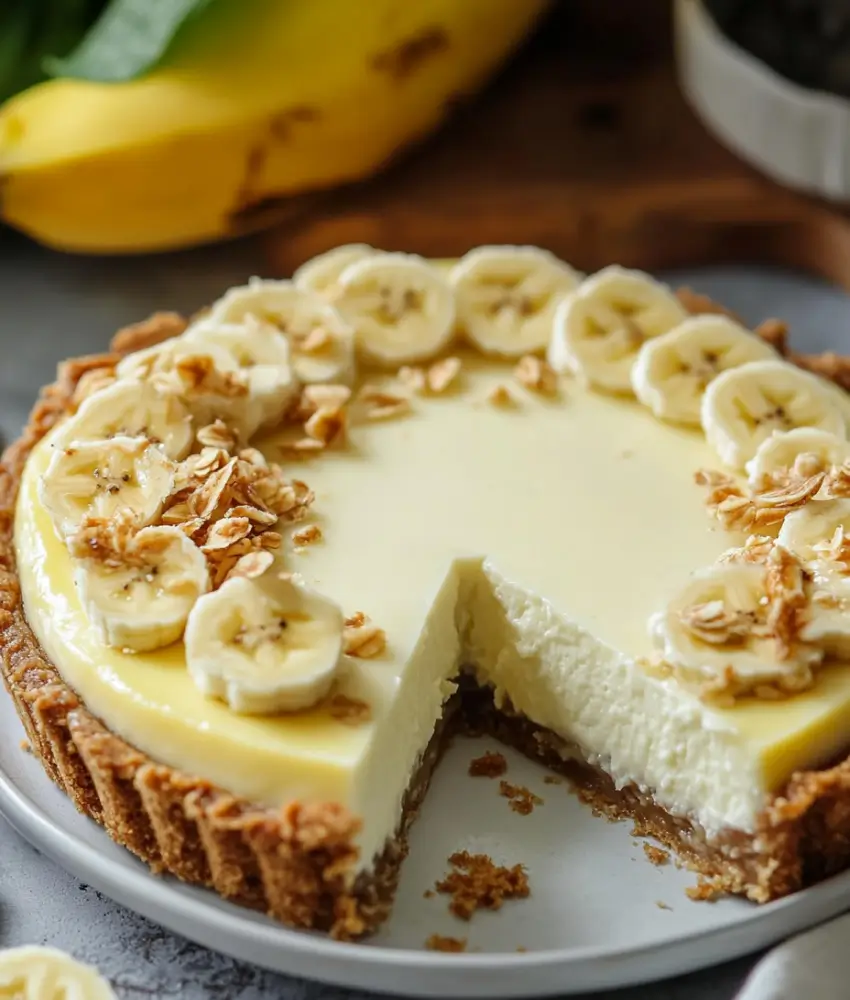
[40,243,850,713]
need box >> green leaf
[45,0,222,83]
[0,0,105,103]
[0,3,40,102]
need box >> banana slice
[777,500,850,654]
[202,278,356,385]
[39,436,174,541]
[185,572,344,714]
[116,338,270,438]
[777,498,850,569]
[800,578,850,658]
[0,946,116,1000]
[54,378,193,460]
[182,314,299,429]
[631,316,776,425]
[449,245,581,358]
[649,560,821,693]
[548,266,687,393]
[74,525,209,653]
[701,360,846,471]
[811,373,850,435]
[746,428,850,488]
[334,253,455,367]
[292,243,377,296]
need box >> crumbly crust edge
[5,307,850,931]
[0,321,388,940]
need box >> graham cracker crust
[4,304,850,936]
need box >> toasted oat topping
[813,526,850,573]
[695,469,824,531]
[679,601,760,647]
[297,326,333,355]
[292,524,322,546]
[150,353,248,400]
[278,437,327,459]
[513,355,557,395]
[196,419,239,452]
[719,535,776,565]
[824,460,850,499]
[68,511,143,568]
[343,613,387,658]
[357,386,411,421]
[302,384,352,411]
[158,445,310,588]
[765,545,808,661]
[304,405,347,447]
[398,365,427,393]
[227,549,275,580]
[427,356,462,394]
[485,384,514,407]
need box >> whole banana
[0,0,548,254]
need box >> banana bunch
[0,0,548,254]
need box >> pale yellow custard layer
[16,353,850,868]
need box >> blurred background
[4,0,850,275]
[4,0,850,424]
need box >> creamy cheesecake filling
[17,352,850,876]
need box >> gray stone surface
[1,229,848,998]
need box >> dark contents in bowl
[705,0,850,98]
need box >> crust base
[6,318,850,937]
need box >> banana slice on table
[292,243,377,297]
[778,498,850,569]
[649,560,822,693]
[631,316,776,425]
[334,253,455,366]
[54,378,193,460]
[548,266,687,393]
[74,525,210,653]
[449,245,581,357]
[39,436,174,541]
[202,278,356,385]
[701,360,846,471]
[185,573,344,714]
[0,946,116,1000]
[746,428,850,488]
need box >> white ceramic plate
[3,693,850,996]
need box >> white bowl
[676,0,850,202]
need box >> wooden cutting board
[264,0,850,288]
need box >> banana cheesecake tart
[7,246,850,938]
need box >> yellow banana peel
[0,0,548,254]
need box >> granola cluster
[159,424,312,587]
[695,468,825,532]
